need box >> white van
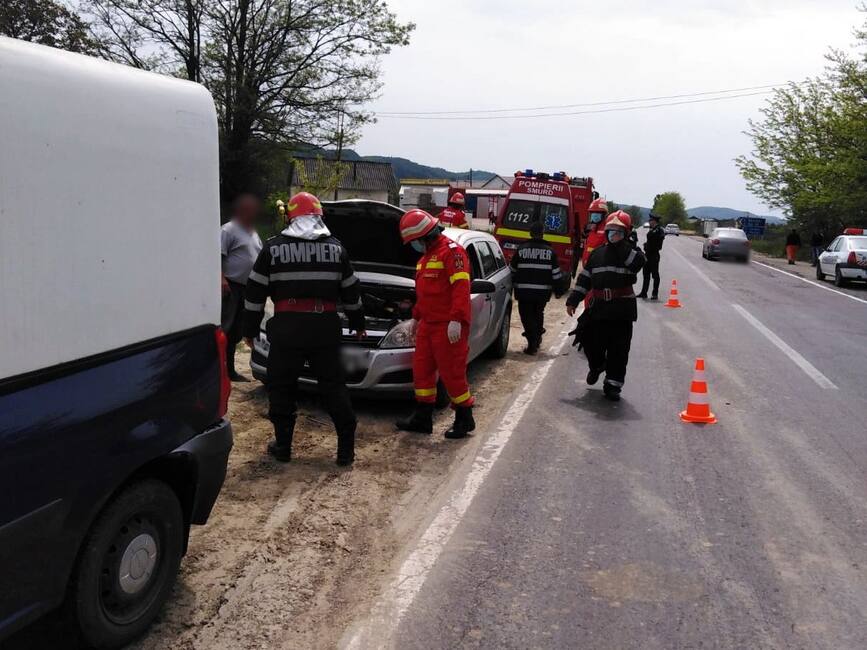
[0,38,232,647]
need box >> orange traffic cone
[664,279,682,308]
[680,358,717,424]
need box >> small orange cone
[680,358,717,424]
[664,279,682,308]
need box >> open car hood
[322,200,420,276]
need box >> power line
[375,90,776,121]
[375,83,787,117]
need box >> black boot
[444,406,475,439]
[586,367,602,386]
[602,382,621,402]
[396,404,434,434]
[336,425,355,467]
[267,421,294,462]
[636,292,648,299]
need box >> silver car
[816,234,867,286]
[250,200,514,400]
[702,227,750,262]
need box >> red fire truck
[494,170,596,274]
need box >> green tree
[652,192,688,227]
[736,10,867,231]
[85,0,414,202]
[623,205,644,223]
[0,0,99,54]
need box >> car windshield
[847,236,867,249]
[501,200,569,235]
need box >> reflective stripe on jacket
[509,239,565,302]
[567,241,646,321]
[412,234,472,324]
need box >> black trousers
[583,320,634,388]
[641,255,661,296]
[266,325,356,447]
[518,299,547,347]
[220,280,245,371]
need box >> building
[481,174,515,191]
[290,158,400,204]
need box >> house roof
[291,158,399,194]
[482,174,515,188]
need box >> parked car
[702,227,751,262]
[816,234,867,286]
[0,38,232,648]
[251,201,513,401]
[664,223,680,236]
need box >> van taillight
[215,328,231,418]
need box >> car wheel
[486,302,512,359]
[816,264,825,281]
[70,479,184,649]
[835,266,848,287]
[701,249,707,259]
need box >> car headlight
[380,319,416,349]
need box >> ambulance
[494,170,596,274]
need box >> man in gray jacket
[221,193,262,381]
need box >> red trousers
[413,320,474,407]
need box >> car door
[820,237,841,274]
[464,241,494,358]
[475,241,503,344]
[488,243,513,332]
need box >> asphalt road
[386,235,867,649]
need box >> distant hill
[297,148,496,183]
[687,206,785,225]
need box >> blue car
[0,38,232,648]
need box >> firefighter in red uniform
[581,198,609,267]
[396,209,475,438]
[436,192,470,229]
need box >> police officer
[396,209,475,438]
[510,220,566,355]
[566,211,645,401]
[243,192,365,466]
[637,213,665,300]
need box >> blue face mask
[607,230,625,244]
[410,240,426,253]
[590,213,603,224]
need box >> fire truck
[494,170,596,274]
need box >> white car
[816,233,867,286]
[664,223,680,236]
[250,200,514,401]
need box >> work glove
[447,320,462,344]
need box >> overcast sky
[357,0,862,214]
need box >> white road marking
[731,304,838,390]
[671,248,721,291]
[751,260,867,306]
[343,332,571,649]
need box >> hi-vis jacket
[581,227,607,265]
[566,240,646,321]
[413,234,472,324]
[509,238,566,302]
[242,233,364,340]
[436,207,469,229]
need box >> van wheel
[486,302,512,359]
[70,479,184,649]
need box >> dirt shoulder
[127,300,571,650]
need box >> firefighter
[566,211,645,401]
[436,192,470,229]
[637,213,665,300]
[510,220,567,355]
[242,192,366,466]
[396,209,475,438]
[580,198,609,269]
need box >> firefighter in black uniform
[566,211,645,401]
[510,221,567,354]
[243,192,365,466]
[637,213,665,300]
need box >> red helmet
[286,192,323,220]
[588,198,608,214]
[400,209,439,243]
[604,210,633,232]
[449,192,465,207]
